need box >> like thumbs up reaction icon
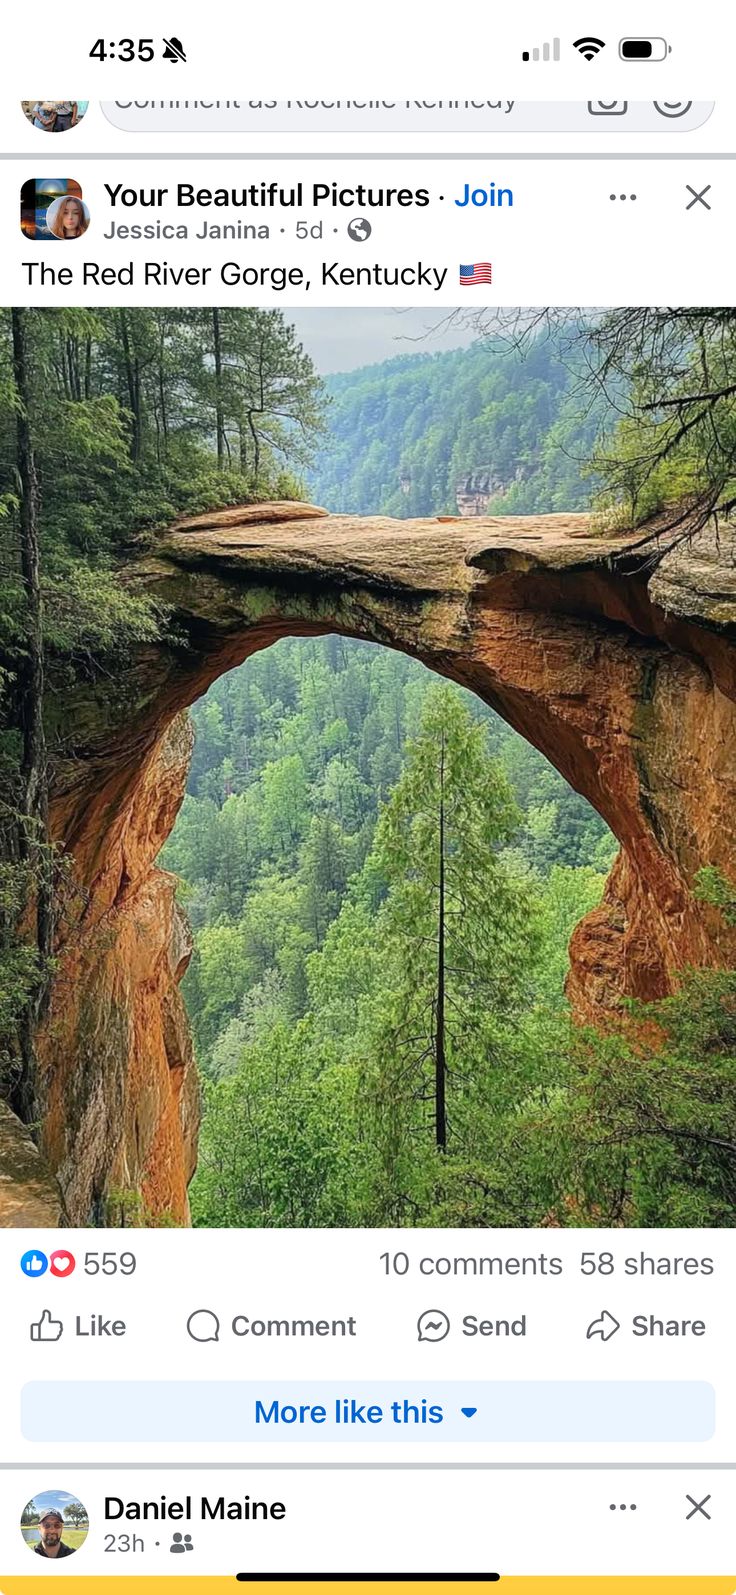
[30,1309,63,1342]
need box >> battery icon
[619,37,671,59]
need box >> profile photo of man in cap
[20,1491,89,1558]
[35,1509,77,1558]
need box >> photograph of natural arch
[1,306,735,1229]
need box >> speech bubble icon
[417,1308,451,1343]
[187,1308,220,1343]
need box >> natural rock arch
[6,502,736,1226]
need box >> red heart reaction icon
[49,1249,76,1278]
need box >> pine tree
[300,814,349,945]
[370,685,540,1159]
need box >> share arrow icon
[461,1406,478,1417]
[586,1309,621,1342]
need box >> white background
[0,1465,730,1575]
[0,0,734,95]
[0,1229,732,1571]
[2,1229,728,1468]
[4,157,734,308]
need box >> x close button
[686,183,712,209]
[685,1492,712,1520]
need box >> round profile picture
[22,101,89,133]
[20,1491,89,1560]
[45,195,90,240]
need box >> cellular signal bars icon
[522,37,560,61]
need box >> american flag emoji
[459,262,492,286]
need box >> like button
[20,1250,48,1277]
[30,1309,64,1342]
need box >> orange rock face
[39,712,198,1225]
[21,504,736,1226]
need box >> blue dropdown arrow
[461,1406,478,1417]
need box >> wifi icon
[573,35,606,59]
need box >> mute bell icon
[162,36,186,62]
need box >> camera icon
[588,101,629,116]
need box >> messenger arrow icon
[586,1309,621,1342]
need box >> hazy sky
[288,308,476,374]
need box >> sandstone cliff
[3,502,735,1226]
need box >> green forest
[163,641,616,1225]
[0,306,323,1125]
[2,305,736,1228]
[308,334,603,517]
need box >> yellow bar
[3,1579,736,1594]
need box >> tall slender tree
[371,685,539,1156]
[10,309,52,1119]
